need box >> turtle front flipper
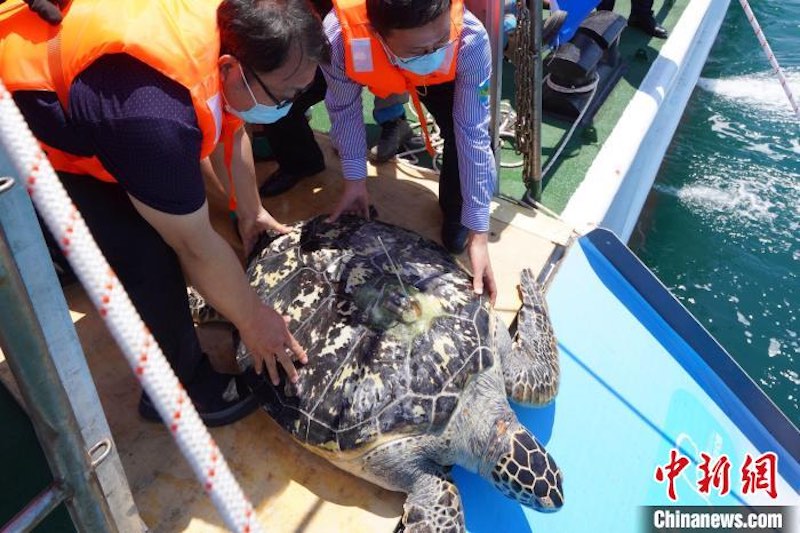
[187,286,229,325]
[401,463,464,533]
[501,268,560,405]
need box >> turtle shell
[242,215,493,452]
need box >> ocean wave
[697,70,800,117]
[653,180,777,224]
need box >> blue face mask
[387,41,453,76]
[225,64,293,124]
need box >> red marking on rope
[177,395,184,404]
[139,353,147,363]
[61,237,70,247]
[244,526,251,533]
[27,176,36,186]
[27,187,34,196]
[205,482,213,492]
[246,509,252,518]
[208,468,215,478]
[102,295,110,304]
[135,365,143,376]
[171,424,178,433]
[173,411,181,420]
[99,308,107,317]
[211,452,218,462]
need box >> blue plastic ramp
[453,229,800,532]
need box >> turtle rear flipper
[502,268,560,405]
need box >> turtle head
[489,424,564,512]
[382,290,421,324]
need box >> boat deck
[1,134,573,532]
[0,0,698,529]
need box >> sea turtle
[239,215,563,531]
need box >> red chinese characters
[654,449,691,502]
[698,453,731,496]
[741,452,778,499]
[654,450,779,501]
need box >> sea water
[634,0,799,425]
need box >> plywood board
[0,133,574,532]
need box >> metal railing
[0,176,137,532]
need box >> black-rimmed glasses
[244,64,310,110]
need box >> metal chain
[514,0,536,190]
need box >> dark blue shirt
[13,53,206,214]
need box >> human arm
[130,198,306,384]
[320,10,371,221]
[69,55,305,383]
[207,124,290,256]
[453,13,499,305]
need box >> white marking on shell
[318,324,358,358]
[345,264,371,292]
[290,283,327,321]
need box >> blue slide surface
[453,230,800,532]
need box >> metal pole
[0,177,117,533]
[528,0,544,201]
[3,484,66,532]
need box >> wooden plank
[1,133,572,531]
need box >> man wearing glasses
[0,0,327,425]
[322,0,498,305]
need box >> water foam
[697,70,800,116]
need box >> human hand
[237,206,291,257]
[468,231,497,307]
[327,179,370,222]
[238,301,307,386]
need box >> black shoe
[138,357,258,427]
[543,10,568,45]
[259,164,323,198]
[441,222,469,255]
[628,14,668,38]
[369,118,414,163]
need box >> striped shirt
[321,9,497,232]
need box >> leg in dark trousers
[631,0,655,19]
[258,67,328,197]
[58,172,204,383]
[416,82,463,228]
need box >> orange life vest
[0,0,243,210]
[333,0,464,155]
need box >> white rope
[394,102,445,173]
[0,81,263,533]
[737,0,800,119]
